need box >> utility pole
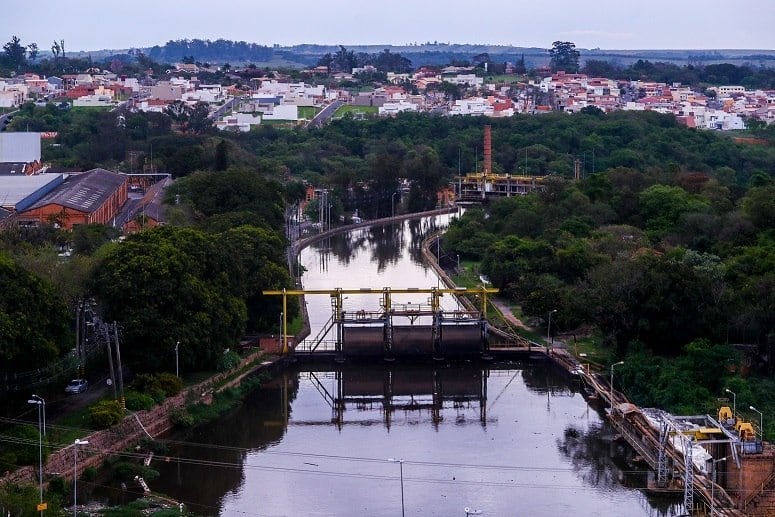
[103,324,117,400]
[113,322,125,409]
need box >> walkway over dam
[262,286,525,360]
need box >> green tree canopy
[0,253,70,371]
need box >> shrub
[124,391,155,411]
[82,466,98,482]
[131,373,161,394]
[89,400,124,428]
[131,372,182,401]
[217,350,241,372]
[1,424,46,465]
[113,461,159,481]
[156,372,183,396]
[169,407,194,428]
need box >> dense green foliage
[447,174,773,356]
[89,400,125,428]
[438,113,774,424]
[124,390,156,411]
[582,59,775,90]
[0,424,47,468]
[0,483,64,517]
[0,252,71,372]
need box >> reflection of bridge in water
[301,364,488,429]
[264,286,517,360]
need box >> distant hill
[65,41,775,69]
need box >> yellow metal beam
[263,287,499,296]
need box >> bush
[47,475,68,497]
[131,372,182,400]
[131,373,161,394]
[113,461,159,481]
[124,391,155,411]
[217,349,241,372]
[156,372,183,396]
[89,400,124,428]
[82,466,98,482]
[0,424,46,465]
[169,407,194,428]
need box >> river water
[142,214,683,516]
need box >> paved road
[307,100,343,128]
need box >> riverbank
[0,349,282,489]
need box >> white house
[444,74,483,88]
[73,94,114,107]
[449,98,493,116]
[261,104,299,121]
[379,101,419,116]
[216,112,262,132]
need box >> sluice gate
[262,286,498,359]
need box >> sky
[6,0,774,52]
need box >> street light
[750,406,763,441]
[456,254,460,273]
[29,394,45,436]
[73,439,89,517]
[27,395,45,516]
[279,311,283,350]
[388,458,405,517]
[547,309,557,345]
[725,388,736,420]
[711,457,727,516]
[610,361,625,412]
[175,341,180,378]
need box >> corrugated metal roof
[27,168,125,213]
[0,173,65,209]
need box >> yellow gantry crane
[263,286,499,354]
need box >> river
[129,214,684,516]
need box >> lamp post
[750,406,763,441]
[547,309,557,345]
[175,341,180,378]
[392,191,399,218]
[711,457,727,516]
[610,361,625,412]
[725,388,736,420]
[27,396,45,516]
[73,439,89,517]
[388,458,405,517]
[280,312,284,352]
[456,254,460,273]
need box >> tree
[187,101,212,134]
[27,42,39,63]
[214,139,229,170]
[514,54,526,75]
[548,41,580,73]
[90,227,247,372]
[164,100,189,127]
[3,35,27,70]
[0,253,71,372]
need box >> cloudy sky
[6,0,774,52]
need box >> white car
[65,379,89,394]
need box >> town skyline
[7,0,774,54]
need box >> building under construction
[453,125,550,203]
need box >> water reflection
[310,217,447,275]
[141,362,681,516]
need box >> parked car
[65,379,89,394]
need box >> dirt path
[489,298,531,331]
